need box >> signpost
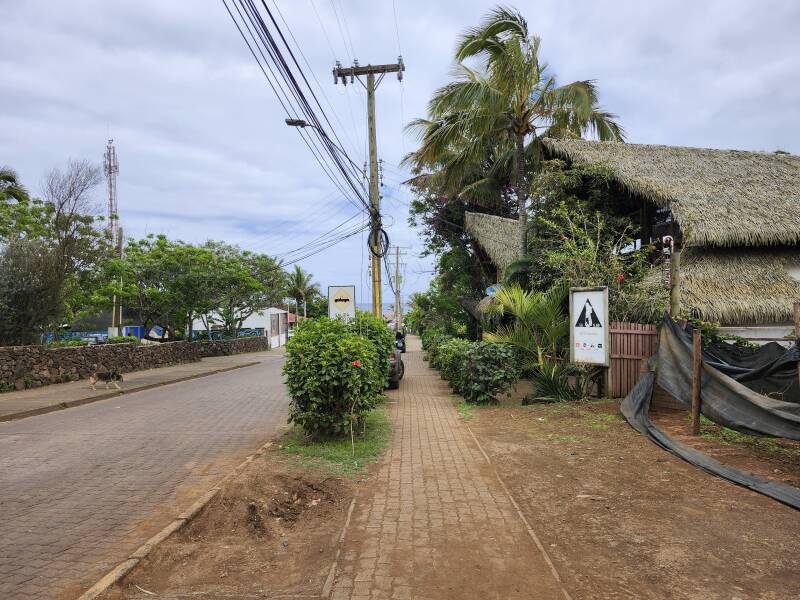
[328,285,357,322]
[569,287,610,367]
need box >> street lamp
[285,119,363,173]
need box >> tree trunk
[515,133,528,258]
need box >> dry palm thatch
[677,247,800,325]
[464,212,519,271]
[543,138,800,247]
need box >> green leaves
[426,332,520,404]
[283,317,392,438]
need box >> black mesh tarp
[620,315,800,510]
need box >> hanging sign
[328,285,356,321]
[569,286,610,366]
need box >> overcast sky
[2,0,799,306]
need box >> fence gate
[609,322,658,398]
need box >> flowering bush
[346,312,394,386]
[283,318,384,438]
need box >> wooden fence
[609,322,658,398]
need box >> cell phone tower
[103,139,119,243]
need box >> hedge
[424,331,520,404]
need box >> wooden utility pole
[669,248,681,318]
[334,59,405,318]
[690,328,702,435]
[394,245,402,330]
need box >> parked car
[388,347,404,389]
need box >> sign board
[569,286,610,366]
[328,285,356,321]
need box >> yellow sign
[328,285,356,321]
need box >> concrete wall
[0,337,270,391]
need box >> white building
[192,307,289,348]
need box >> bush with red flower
[283,316,390,438]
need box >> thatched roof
[543,138,800,247]
[464,212,518,271]
[676,247,800,325]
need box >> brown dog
[88,369,123,391]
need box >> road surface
[0,351,289,599]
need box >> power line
[222,0,370,213]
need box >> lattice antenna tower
[103,139,119,243]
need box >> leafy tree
[305,293,329,319]
[0,238,63,345]
[285,265,319,319]
[408,6,623,258]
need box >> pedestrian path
[0,349,275,422]
[328,337,566,600]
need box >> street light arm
[284,119,363,174]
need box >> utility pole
[333,58,405,318]
[393,246,403,330]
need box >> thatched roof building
[543,139,800,248]
[464,212,519,272]
[465,139,800,326]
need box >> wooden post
[690,328,702,435]
[669,249,681,318]
[794,302,800,387]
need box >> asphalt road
[0,351,289,599]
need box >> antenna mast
[103,139,119,244]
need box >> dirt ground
[100,392,800,600]
[103,448,356,600]
[467,398,800,600]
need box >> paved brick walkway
[329,338,566,600]
[0,352,289,599]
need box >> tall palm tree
[285,265,319,319]
[0,167,29,205]
[409,6,624,257]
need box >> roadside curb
[0,361,260,423]
[77,438,280,600]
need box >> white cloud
[2,0,798,303]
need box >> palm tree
[285,265,319,319]
[0,167,29,205]
[482,283,584,402]
[408,6,624,257]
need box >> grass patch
[588,412,622,430]
[685,414,800,458]
[279,408,391,476]
[455,401,476,421]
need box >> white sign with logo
[569,287,610,366]
[328,285,356,321]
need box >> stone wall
[0,337,271,391]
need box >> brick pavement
[328,338,567,600]
[0,350,273,421]
[0,352,289,599]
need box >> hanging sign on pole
[569,286,610,366]
[328,285,357,321]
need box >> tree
[409,6,623,257]
[285,265,319,319]
[0,238,63,345]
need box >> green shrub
[433,337,471,383]
[346,312,394,386]
[47,339,88,347]
[283,318,384,438]
[107,335,140,344]
[458,342,520,404]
